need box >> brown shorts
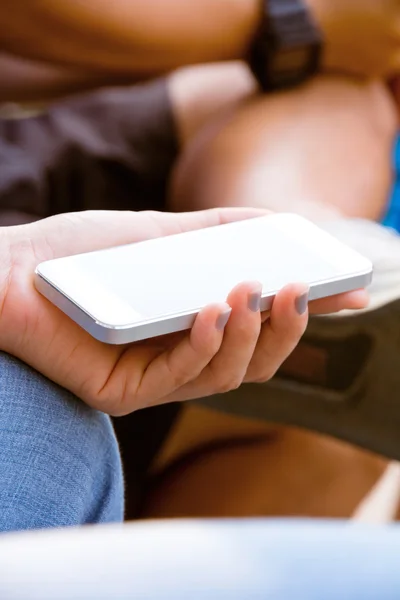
[0,77,179,225]
[0,78,181,516]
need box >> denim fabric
[0,352,124,532]
[0,519,399,599]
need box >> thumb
[25,207,268,261]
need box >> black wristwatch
[248,0,323,92]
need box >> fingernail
[215,308,232,331]
[248,289,262,313]
[295,290,309,315]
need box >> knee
[0,352,124,533]
[170,76,398,221]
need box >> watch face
[248,0,322,91]
[271,47,311,74]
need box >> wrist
[0,226,36,355]
[0,229,13,336]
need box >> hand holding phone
[0,209,369,416]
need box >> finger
[27,207,269,260]
[245,283,309,383]
[170,281,263,402]
[309,289,369,315]
[103,302,232,415]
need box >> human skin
[0,208,366,416]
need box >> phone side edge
[34,272,199,345]
[307,269,373,303]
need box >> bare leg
[144,407,388,519]
[170,73,398,222]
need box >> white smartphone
[35,213,373,345]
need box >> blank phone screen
[63,216,349,319]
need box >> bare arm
[0,54,138,103]
[2,1,400,85]
[0,0,260,75]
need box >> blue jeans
[1,350,400,598]
[0,352,123,531]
